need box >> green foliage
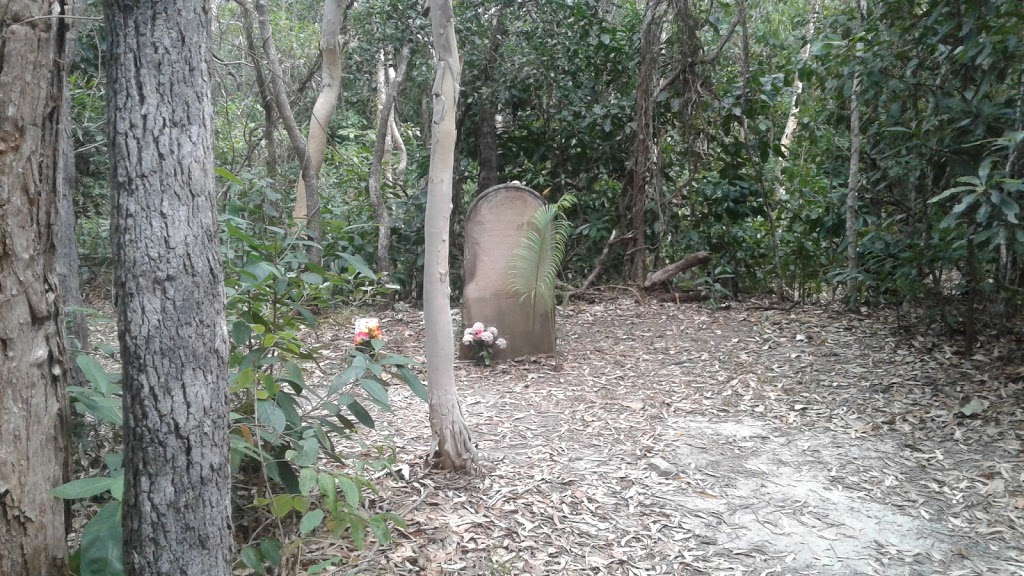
[59,201,424,573]
[508,194,576,312]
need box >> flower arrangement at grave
[461,322,508,366]
[353,317,383,354]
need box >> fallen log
[643,251,713,289]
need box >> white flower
[495,338,508,350]
[480,331,494,344]
[355,317,380,333]
[461,336,473,346]
[472,322,485,331]
[486,326,499,336]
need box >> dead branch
[643,251,712,289]
[573,230,635,296]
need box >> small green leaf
[398,367,428,401]
[340,253,377,280]
[271,493,293,518]
[292,436,319,467]
[239,545,265,575]
[76,355,112,396]
[299,468,318,495]
[336,476,360,508]
[52,476,117,500]
[215,166,244,186]
[300,271,323,285]
[259,538,282,566]
[109,469,125,501]
[306,556,342,574]
[331,364,366,395]
[276,392,301,428]
[359,378,389,408]
[80,502,124,576]
[370,515,392,545]
[346,400,375,429]
[103,453,123,472]
[318,473,338,515]
[299,509,325,535]
[349,516,367,550]
[230,320,252,347]
[256,399,287,433]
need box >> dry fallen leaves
[272,297,1024,575]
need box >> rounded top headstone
[460,183,554,360]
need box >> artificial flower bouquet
[353,317,383,353]
[461,322,508,366]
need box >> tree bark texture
[236,0,278,178]
[643,251,713,288]
[106,0,233,573]
[368,45,412,275]
[291,0,351,231]
[623,0,664,285]
[425,0,476,472]
[0,1,72,573]
[252,0,319,233]
[476,10,505,193]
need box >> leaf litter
[301,296,1024,576]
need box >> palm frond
[508,204,571,313]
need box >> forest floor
[300,295,1024,576]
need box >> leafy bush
[57,212,425,575]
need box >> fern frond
[508,204,571,312]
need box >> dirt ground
[302,296,1024,576]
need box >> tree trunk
[425,0,476,472]
[237,0,278,178]
[368,45,412,275]
[251,0,320,237]
[780,0,822,158]
[623,0,664,285]
[106,0,233,572]
[643,252,713,289]
[476,9,505,193]
[292,0,351,238]
[845,0,867,310]
[57,8,89,355]
[0,1,72,573]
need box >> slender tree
[0,1,72,573]
[369,45,413,274]
[424,0,476,471]
[105,0,233,572]
[622,0,664,285]
[291,0,351,232]
[846,0,868,310]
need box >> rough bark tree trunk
[106,0,233,572]
[622,0,664,285]
[476,9,505,193]
[0,1,72,573]
[425,0,476,472]
[368,45,412,275]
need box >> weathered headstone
[460,183,554,361]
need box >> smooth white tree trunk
[424,0,475,472]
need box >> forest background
[2,0,1022,573]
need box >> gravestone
[460,183,554,361]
